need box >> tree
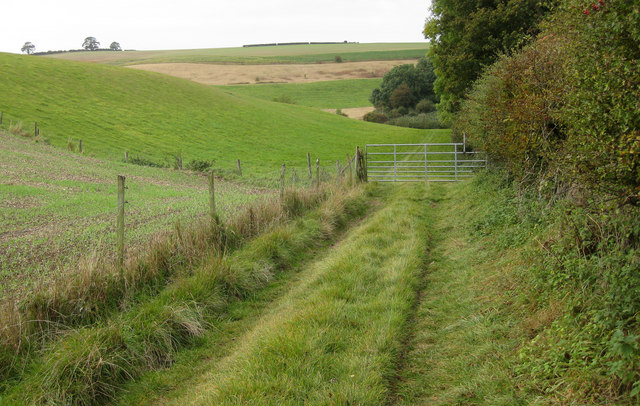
[370,57,437,110]
[109,42,122,51]
[21,42,35,55]
[82,37,100,51]
[424,0,556,124]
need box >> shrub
[186,159,214,172]
[363,111,388,124]
[334,55,343,63]
[388,112,444,129]
[129,156,165,168]
[272,94,295,104]
[416,98,436,114]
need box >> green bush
[416,98,436,114]
[390,84,414,109]
[129,156,166,168]
[186,159,214,172]
[363,111,388,124]
[272,94,295,104]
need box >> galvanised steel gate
[365,143,487,182]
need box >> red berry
[584,9,590,14]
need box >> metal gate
[365,143,487,182]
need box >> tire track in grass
[147,184,435,405]
[393,181,530,405]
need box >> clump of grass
[8,121,31,138]
[4,183,372,404]
[271,94,296,104]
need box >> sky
[1,0,431,54]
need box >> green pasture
[45,43,428,65]
[0,52,444,182]
[216,78,381,109]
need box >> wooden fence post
[78,139,83,154]
[315,158,320,189]
[124,151,128,162]
[355,146,367,183]
[292,168,299,184]
[236,159,242,176]
[307,152,312,179]
[117,175,126,270]
[280,164,286,199]
[208,171,216,221]
[34,121,38,137]
[347,153,353,182]
[0,111,3,125]
[336,160,341,182]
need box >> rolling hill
[0,52,440,181]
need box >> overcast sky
[1,0,431,54]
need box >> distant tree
[82,37,100,51]
[21,42,35,54]
[370,57,437,110]
[109,41,122,51]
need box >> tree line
[21,37,122,55]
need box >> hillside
[0,52,436,181]
[43,43,428,65]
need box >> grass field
[216,78,381,109]
[0,131,266,298]
[44,43,428,66]
[0,52,438,183]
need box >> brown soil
[128,60,417,85]
[322,107,376,120]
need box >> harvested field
[323,107,376,120]
[128,60,417,85]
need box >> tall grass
[0,180,372,403]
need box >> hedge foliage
[457,0,640,400]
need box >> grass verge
[1,182,373,404]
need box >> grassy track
[0,132,264,298]
[45,43,428,65]
[216,78,381,109]
[1,52,437,181]
[394,180,533,405]
[116,184,435,405]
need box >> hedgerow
[457,0,640,401]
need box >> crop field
[0,53,437,183]
[45,42,428,66]
[216,78,382,109]
[0,132,268,298]
[129,60,407,85]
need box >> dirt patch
[128,60,417,85]
[323,107,376,120]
